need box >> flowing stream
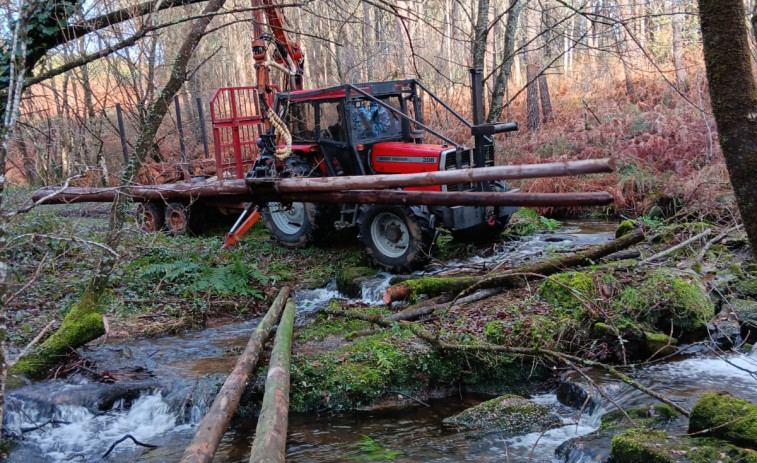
[5,221,757,462]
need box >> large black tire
[359,205,435,273]
[262,201,336,248]
[165,202,190,236]
[137,202,165,233]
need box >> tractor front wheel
[360,205,435,273]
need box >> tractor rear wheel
[262,201,335,248]
[359,205,435,273]
[137,202,165,233]
[165,202,190,236]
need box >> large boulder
[689,392,757,450]
[731,299,757,343]
[611,428,757,463]
[443,394,560,436]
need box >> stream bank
[4,216,757,461]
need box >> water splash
[7,392,186,461]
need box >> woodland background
[0,0,735,219]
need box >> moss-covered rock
[689,392,757,450]
[600,405,680,432]
[611,428,757,463]
[616,219,637,238]
[736,278,757,299]
[617,269,713,342]
[289,325,544,412]
[443,394,561,435]
[731,299,757,331]
[644,332,677,357]
[335,266,378,298]
[538,271,595,316]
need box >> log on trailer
[31,158,615,207]
[180,287,291,463]
[31,180,249,204]
[244,158,615,194]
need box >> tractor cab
[275,80,425,177]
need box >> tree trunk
[10,0,231,379]
[672,1,688,93]
[488,0,523,122]
[247,297,296,463]
[699,0,757,261]
[180,288,291,463]
[538,75,553,123]
[525,6,540,130]
[472,0,491,70]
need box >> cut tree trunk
[180,287,291,463]
[383,229,645,303]
[248,297,296,463]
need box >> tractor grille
[440,148,475,192]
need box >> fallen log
[246,158,615,193]
[248,297,296,463]
[179,287,291,463]
[383,229,645,303]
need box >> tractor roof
[281,79,417,103]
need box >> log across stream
[4,220,757,462]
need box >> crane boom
[250,0,304,106]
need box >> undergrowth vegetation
[497,75,734,220]
[4,194,369,346]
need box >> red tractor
[247,73,520,272]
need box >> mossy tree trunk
[10,0,230,379]
[698,0,757,261]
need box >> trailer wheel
[262,201,335,248]
[137,202,165,233]
[360,205,435,273]
[165,202,190,236]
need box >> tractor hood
[371,142,454,174]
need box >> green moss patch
[689,392,757,450]
[336,267,378,298]
[538,271,595,316]
[644,332,677,357]
[611,428,757,463]
[599,405,680,432]
[616,219,637,238]
[290,324,543,411]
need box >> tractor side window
[352,97,402,141]
[320,101,346,141]
[287,102,315,142]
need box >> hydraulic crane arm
[250,0,305,102]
